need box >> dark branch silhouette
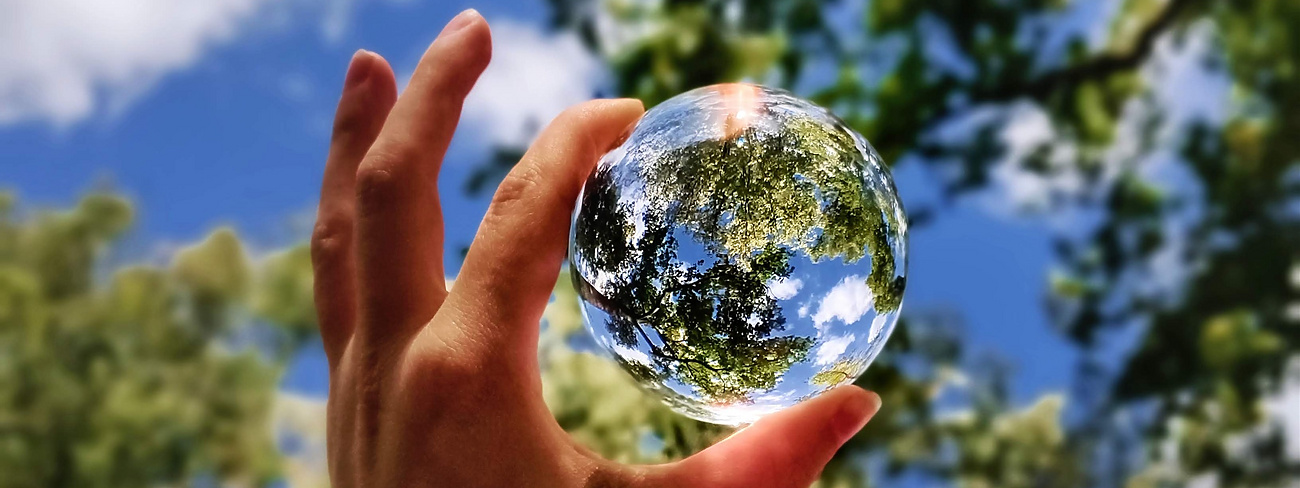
[976,0,1199,103]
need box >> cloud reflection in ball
[570,84,908,425]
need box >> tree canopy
[574,164,815,407]
[7,0,1300,486]
[546,0,1300,485]
[571,85,907,410]
[0,193,317,488]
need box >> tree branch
[976,0,1199,102]
[632,322,727,373]
[575,271,726,373]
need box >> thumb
[660,387,880,488]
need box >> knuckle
[310,218,352,262]
[354,159,403,209]
[402,346,488,400]
[486,165,545,221]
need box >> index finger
[438,99,644,360]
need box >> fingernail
[832,389,880,440]
[439,9,481,38]
[345,50,372,88]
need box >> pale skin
[312,9,882,487]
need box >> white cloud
[319,0,355,43]
[0,0,418,127]
[0,0,286,126]
[988,103,1061,211]
[766,277,804,301]
[313,0,418,44]
[811,275,874,333]
[613,343,653,365]
[869,313,891,342]
[460,20,603,147]
[814,334,854,365]
[279,73,315,103]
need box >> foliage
[549,270,1083,487]
[0,193,315,488]
[569,85,908,407]
[574,162,815,404]
[7,0,1300,486]
[642,107,905,311]
[0,194,1076,488]
[538,0,1300,485]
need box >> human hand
[311,9,881,487]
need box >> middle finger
[353,10,491,343]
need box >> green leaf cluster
[0,193,318,488]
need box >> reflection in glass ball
[569,84,908,425]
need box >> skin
[312,9,882,488]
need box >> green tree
[0,193,316,488]
[640,108,905,311]
[550,267,1083,487]
[574,164,815,405]
[532,0,1300,486]
[11,1,1300,485]
[571,85,908,406]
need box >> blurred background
[2,0,1298,486]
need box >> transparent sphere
[569,84,907,425]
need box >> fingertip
[553,98,645,145]
[408,9,491,103]
[539,98,643,184]
[828,386,881,441]
[344,50,374,88]
[564,98,643,120]
[342,50,396,97]
[662,388,883,488]
[363,52,399,102]
[604,97,645,111]
[439,8,485,39]
[435,9,492,70]
[333,51,397,137]
[463,15,493,65]
[611,98,646,127]
[597,98,646,118]
[625,97,647,111]
[601,98,646,136]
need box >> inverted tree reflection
[575,165,812,402]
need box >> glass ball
[569,83,907,425]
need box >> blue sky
[1,0,1153,411]
[19,2,1300,485]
